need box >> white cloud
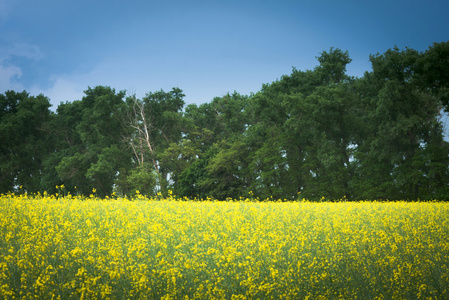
[0,42,43,61]
[0,63,23,91]
[13,43,44,60]
[29,76,85,110]
[0,42,43,94]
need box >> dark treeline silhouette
[2,42,449,200]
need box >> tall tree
[176,92,250,198]
[417,41,449,112]
[55,86,130,197]
[315,47,352,84]
[354,46,448,199]
[0,90,52,193]
[122,88,185,195]
[297,83,359,200]
[40,99,84,194]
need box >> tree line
[1,42,449,200]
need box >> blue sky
[1,0,448,110]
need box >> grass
[0,192,448,299]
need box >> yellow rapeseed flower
[0,194,448,299]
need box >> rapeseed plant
[0,192,448,299]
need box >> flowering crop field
[1,193,448,299]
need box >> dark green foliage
[417,41,449,112]
[353,46,449,200]
[1,42,448,200]
[123,88,186,196]
[0,91,52,193]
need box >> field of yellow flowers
[1,192,448,299]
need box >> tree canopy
[1,42,448,200]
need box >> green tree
[124,163,157,196]
[316,47,352,84]
[354,46,448,199]
[176,92,250,199]
[198,139,250,199]
[243,72,306,200]
[296,83,359,200]
[54,86,131,197]
[0,90,52,193]
[417,41,449,112]
[122,88,185,195]
[40,100,84,194]
[245,48,356,200]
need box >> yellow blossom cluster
[0,192,448,299]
